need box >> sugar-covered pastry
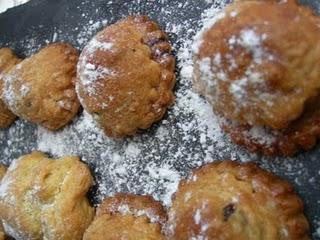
[76,16,175,138]
[0,48,20,128]
[3,43,80,130]
[166,161,309,240]
[0,151,94,240]
[84,193,167,240]
[193,0,320,156]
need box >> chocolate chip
[223,203,236,221]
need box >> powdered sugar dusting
[77,36,116,97]
[1,63,30,115]
[0,0,319,237]
[112,203,163,224]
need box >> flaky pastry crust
[83,193,167,240]
[166,161,309,240]
[0,48,20,128]
[2,43,80,130]
[193,0,320,155]
[0,151,94,240]
[77,16,175,138]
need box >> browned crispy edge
[170,161,310,239]
[96,193,167,226]
[221,106,320,156]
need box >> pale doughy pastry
[2,43,80,130]
[77,16,175,138]
[83,193,167,240]
[0,48,20,128]
[166,161,310,240]
[0,151,94,240]
[193,0,320,156]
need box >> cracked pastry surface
[2,43,80,130]
[0,164,6,240]
[76,15,176,138]
[0,151,94,240]
[193,0,320,156]
[83,193,167,240]
[166,161,309,240]
[0,48,20,128]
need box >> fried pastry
[193,0,320,155]
[2,43,80,130]
[76,16,175,138]
[0,48,20,128]
[0,151,94,240]
[83,193,167,240]
[0,164,7,240]
[166,161,309,240]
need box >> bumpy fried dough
[166,161,309,240]
[0,151,94,240]
[2,43,80,130]
[0,48,20,128]
[77,16,175,138]
[193,0,320,155]
[83,193,167,240]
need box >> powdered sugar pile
[0,0,319,237]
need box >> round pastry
[0,48,20,128]
[193,0,320,156]
[76,16,175,138]
[83,193,167,240]
[166,161,309,240]
[0,164,7,240]
[0,151,94,240]
[2,43,80,130]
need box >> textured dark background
[0,0,319,238]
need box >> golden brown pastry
[166,161,309,240]
[0,151,94,240]
[83,193,167,240]
[0,48,20,128]
[2,43,80,130]
[0,164,7,240]
[76,16,175,138]
[193,0,320,156]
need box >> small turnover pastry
[193,0,320,156]
[166,161,310,240]
[0,151,94,240]
[76,16,175,138]
[83,193,167,240]
[0,164,7,240]
[0,48,20,128]
[2,43,80,130]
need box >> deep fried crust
[2,43,80,130]
[0,151,94,240]
[0,48,20,128]
[193,0,320,156]
[166,161,310,240]
[222,101,320,156]
[194,0,320,130]
[77,16,176,138]
[83,193,167,240]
